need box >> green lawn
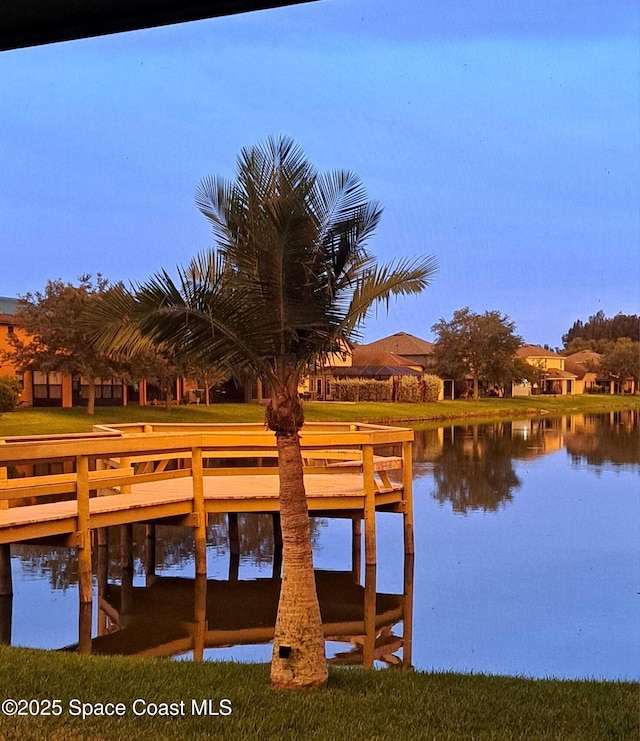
[0,647,636,740]
[1,394,639,437]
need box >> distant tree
[562,311,640,352]
[183,360,230,405]
[125,346,182,410]
[597,338,640,393]
[431,308,523,400]
[4,276,122,414]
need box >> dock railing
[0,422,414,603]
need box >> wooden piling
[402,440,414,556]
[120,523,134,572]
[402,553,414,669]
[0,596,12,645]
[0,544,12,597]
[363,564,376,669]
[351,518,361,583]
[145,524,156,582]
[78,601,92,655]
[272,512,283,548]
[228,513,240,556]
[363,443,376,565]
[76,455,92,604]
[191,447,207,576]
[193,575,207,662]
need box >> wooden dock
[0,422,414,609]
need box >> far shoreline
[1,394,638,437]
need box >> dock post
[363,443,377,566]
[97,535,109,637]
[76,455,93,604]
[78,601,92,655]
[193,574,207,662]
[363,564,376,668]
[121,524,134,572]
[351,518,361,584]
[0,544,12,597]
[228,513,240,556]
[145,524,156,584]
[191,447,207,576]
[120,457,132,495]
[272,512,283,548]
[0,440,8,512]
[402,553,415,669]
[402,439,414,556]
[0,595,11,645]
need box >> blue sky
[1,0,638,346]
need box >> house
[0,295,130,408]
[354,332,451,398]
[564,350,603,394]
[300,341,353,400]
[302,332,449,401]
[513,345,577,396]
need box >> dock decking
[0,422,414,608]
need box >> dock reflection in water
[1,528,414,669]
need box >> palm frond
[337,255,439,340]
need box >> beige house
[513,345,577,396]
[564,350,603,394]
[302,332,449,401]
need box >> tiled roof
[358,332,434,356]
[542,368,577,380]
[564,350,601,379]
[564,349,601,364]
[351,349,412,367]
[516,344,560,359]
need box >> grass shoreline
[0,647,637,740]
[1,394,638,437]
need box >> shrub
[422,374,442,402]
[396,375,421,403]
[0,376,21,412]
[332,378,392,402]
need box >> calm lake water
[4,412,639,680]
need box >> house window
[7,325,14,334]
[316,379,322,396]
[326,380,331,397]
[32,371,63,403]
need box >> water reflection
[81,561,412,669]
[410,411,639,514]
[3,514,412,668]
[3,411,638,679]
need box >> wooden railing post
[402,439,414,555]
[120,457,131,495]
[192,447,207,576]
[0,440,8,510]
[76,454,93,604]
[363,442,376,566]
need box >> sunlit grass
[0,395,638,437]
[0,646,636,740]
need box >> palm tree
[95,136,437,688]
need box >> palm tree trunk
[270,429,327,689]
